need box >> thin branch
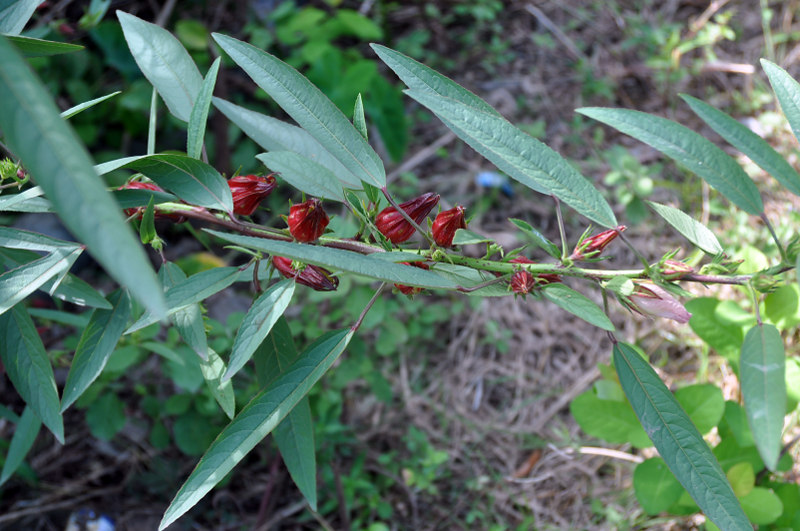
[761,212,788,263]
[352,283,385,332]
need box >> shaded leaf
[0,406,41,486]
[257,152,345,202]
[61,91,121,119]
[353,93,367,139]
[199,348,235,419]
[647,201,723,255]
[7,35,83,57]
[0,246,81,316]
[187,57,220,159]
[508,218,560,259]
[0,0,38,34]
[542,283,614,331]
[160,262,207,360]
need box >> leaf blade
[187,57,220,159]
[542,283,615,331]
[256,152,345,202]
[647,201,724,255]
[0,405,41,486]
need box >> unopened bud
[751,272,779,294]
[570,225,626,261]
[627,282,691,324]
[432,205,466,247]
[229,174,277,216]
[661,259,693,280]
[119,181,186,222]
[287,198,329,242]
[510,270,536,295]
[375,192,440,244]
[272,256,338,291]
[509,256,561,287]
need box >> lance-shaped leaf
[0,226,80,252]
[212,33,385,188]
[121,154,233,212]
[187,58,220,159]
[199,349,235,419]
[0,306,64,443]
[613,342,751,531]
[159,328,354,530]
[578,107,764,215]
[160,262,207,360]
[61,290,131,412]
[509,218,561,259]
[740,323,785,471]
[213,98,361,189]
[112,187,177,210]
[647,201,724,255]
[205,229,459,289]
[0,0,39,34]
[353,93,368,139]
[407,90,617,228]
[0,187,45,211]
[0,36,165,317]
[117,11,202,122]
[61,91,121,120]
[0,405,41,486]
[682,94,800,197]
[0,246,81,316]
[7,36,83,57]
[256,152,345,202]
[762,59,800,153]
[542,283,615,331]
[224,279,295,381]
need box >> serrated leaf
[578,107,763,215]
[61,290,131,412]
[508,218,560,258]
[613,342,750,531]
[542,283,615,331]
[0,306,63,443]
[257,152,345,202]
[160,263,207,360]
[740,323,785,471]
[682,94,800,197]
[7,35,83,57]
[213,98,361,189]
[61,91,121,119]
[199,348,235,419]
[407,90,617,227]
[205,229,458,289]
[647,201,723,255]
[118,11,203,122]
[0,36,166,317]
[159,328,354,530]
[212,33,385,187]
[187,57,220,159]
[224,279,295,381]
[0,0,39,34]
[0,405,41,486]
[121,154,233,212]
[0,246,81,316]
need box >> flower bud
[287,198,329,242]
[751,272,779,294]
[432,205,466,247]
[570,225,626,261]
[510,270,536,295]
[661,259,693,280]
[509,256,561,286]
[229,174,277,216]
[394,262,429,296]
[272,256,338,291]
[375,192,440,244]
[627,282,691,324]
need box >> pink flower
[628,283,691,324]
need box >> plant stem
[352,283,385,331]
[760,212,788,263]
[553,195,568,261]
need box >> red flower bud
[570,225,626,261]
[661,259,693,280]
[394,262,429,296]
[287,198,329,242]
[229,174,277,216]
[272,256,338,291]
[118,181,187,222]
[627,282,691,324]
[432,205,466,247]
[510,270,536,295]
[375,192,440,244]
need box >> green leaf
[117,11,203,122]
[570,390,651,448]
[61,91,121,120]
[605,275,634,297]
[61,290,131,412]
[159,328,354,530]
[451,228,493,245]
[159,262,207,360]
[508,218,560,259]
[0,405,41,486]
[542,283,615,331]
[0,187,45,211]
[727,462,755,498]
[113,187,176,209]
[682,94,800,197]
[429,263,509,297]
[199,348,235,419]
[613,342,750,531]
[0,306,63,443]
[139,197,156,244]
[212,33,385,187]
[0,226,80,252]
[205,229,458,290]
[0,0,39,34]
[740,323,785,471]
[257,152,345,202]
[213,98,361,189]
[353,93,368,140]
[122,154,233,212]
[187,57,220,159]
[686,298,746,361]
[0,246,81,315]
[86,392,126,440]
[578,107,763,215]
[762,59,800,154]
[6,35,83,57]
[0,36,166,318]
[224,279,295,381]
[647,201,724,255]
[407,90,617,227]
[740,487,784,525]
[633,458,685,515]
[674,383,725,435]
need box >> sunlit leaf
[542,283,614,331]
[257,152,345,202]
[647,201,723,255]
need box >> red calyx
[229,174,277,216]
[570,225,626,261]
[287,198,329,242]
[375,192,440,244]
[394,262,429,296]
[432,205,466,247]
[273,256,338,291]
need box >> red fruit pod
[273,256,338,291]
[287,198,329,242]
[229,174,277,216]
[432,205,466,247]
[570,225,626,261]
[375,192,440,244]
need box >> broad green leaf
[686,297,746,361]
[0,0,39,34]
[113,187,176,209]
[224,279,295,381]
[28,308,90,328]
[407,90,617,227]
[570,390,651,448]
[117,11,203,122]
[122,154,233,212]
[159,328,354,530]
[61,91,121,120]
[508,218,560,259]
[187,57,220,159]
[0,405,41,486]
[614,342,750,531]
[647,201,723,255]
[160,262,207,360]
[765,284,800,329]
[0,306,63,443]
[740,487,784,525]
[94,155,145,175]
[720,401,755,448]
[0,246,81,316]
[578,107,763,215]
[682,94,800,197]
[674,383,725,435]
[199,348,235,419]
[257,152,345,202]
[86,392,126,440]
[762,59,800,154]
[353,93,367,139]
[542,283,615,331]
[212,33,385,187]
[605,275,634,297]
[61,290,131,412]
[6,35,83,57]
[0,36,166,317]
[633,458,684,515]
[205,229,459,289]
[740,323,785,471]
[213,98,360,189]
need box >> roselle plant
[0,7,798,530]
